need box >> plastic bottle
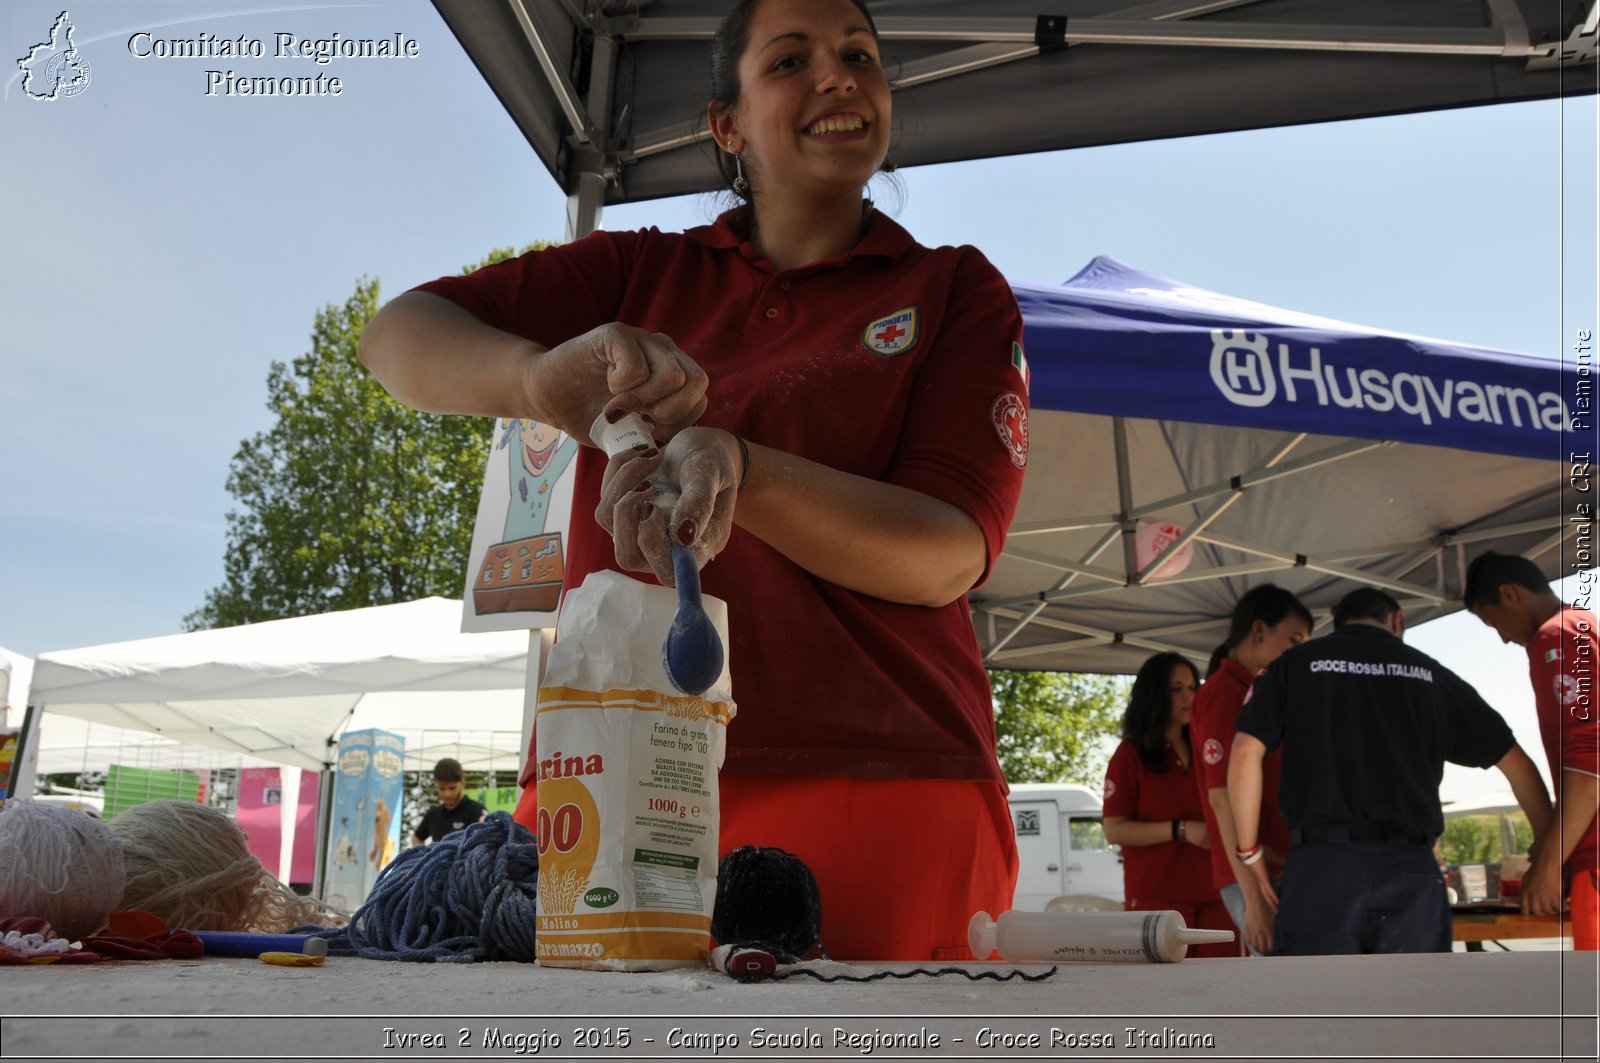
[591,411,655,457]
[591,411,683,507]
[968,909,1234,964]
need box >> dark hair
[1463,551,1548,609]
[1122,653,1199,773]
[1206,584,1314,677]
[707,0,882,200]
[432,757,464,783]
[1333,587,1401,629]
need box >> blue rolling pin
[193,931,329,958]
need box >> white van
[1007,782,1124,909]
[29,788,104,817]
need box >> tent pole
[312,750,335,903]
[984,526,1123,661]
[1112,417,1139,583]
[2,703,44,802]
[519,630,550,789]
[564,31,616,241]
[507,0,595,146]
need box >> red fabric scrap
[79,909,204,960]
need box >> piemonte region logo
[18,11,92,101]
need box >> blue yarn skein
[299,811,539,963]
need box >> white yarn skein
[110,800,343,932]
[0,800,125,942]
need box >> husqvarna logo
[1206,327,1568,434]
[1210,330,1275,407]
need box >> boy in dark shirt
[412,757,486,845]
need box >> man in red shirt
[1465,551,1600,948]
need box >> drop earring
[732,152,749,196]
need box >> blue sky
[1,1,1594,801]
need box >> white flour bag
[534,569,735,970]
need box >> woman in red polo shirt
[1189,585,1313,955]
[358,0,1027,961]
[1102,653,1236,958]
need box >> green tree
[1438,813,1534,866]
[1439,817,1497,865]
[187,247,545,629]
[989,669,1128,784]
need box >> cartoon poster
[460,417,581,633]
[321,729,405,911]
[0,729,17,803]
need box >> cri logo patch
[1103,778,1116,801]
[1556,673,1582,708]
[861,306,920,357]
[991,392,1028,469]
[1202,738,1225,765]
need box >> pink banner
[236,767,284,878]
[290,774,319,886]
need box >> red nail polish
[641,502,655,521]
[605,408,624,424]
[641,413,657,426]
[633,480,651,493]
[632,443,652,453]
[677,519,696,545]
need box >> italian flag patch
[1011,342,1029,393]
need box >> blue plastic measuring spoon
[662,540,724,695]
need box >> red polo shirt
[1528,607,1600,877]
[1191,657,1290,889]
[415,210,1028,783]
[1103,741,1218,906]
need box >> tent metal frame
[973,419,1574,665]
[461,0,1598,239]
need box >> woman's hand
[357,295,708,440]
[1242,890,1276,956]
[534,324,709,443]
[1183,819,1210,850]
[595,427,742,585]
[1246,858,1279,911]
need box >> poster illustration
[460,417,580,633]
[321,729,405,911]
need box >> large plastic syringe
[968,909,1235,964]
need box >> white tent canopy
[28,598,532,774]
[29,715,315,778]
[1,644,30,730]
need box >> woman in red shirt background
[1103,653,1236,958]
[1190,585,1313,955]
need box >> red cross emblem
[991,392,1028,469]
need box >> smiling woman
[357,0,1033,961]
[705,0,891,248]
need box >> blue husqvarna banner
[1017,257,1566,460]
